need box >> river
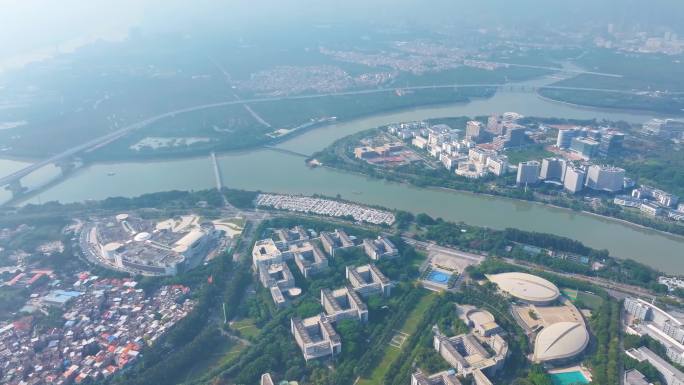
[4,75,684,273]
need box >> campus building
[291,315,342,361]
[563,165,586,194]
[363,236,398,260]
[540,158,566,182]
[346,264,393,297]
[321,286,368,322]
[320,229,355,257]
[516,161,540,186]
[585,165,625,193]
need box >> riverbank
[312,126,684,238]
[535,91,684,119]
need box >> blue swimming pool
[426,270,451,284]
[549,371,589,385]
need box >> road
[3,81,681,187]
[402,235,655,300]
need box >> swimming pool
[426,270,451,284]
[549,371,589,385]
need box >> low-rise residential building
[291,315,342,361]
[321,286,368,322]
[633,185,679,208]
[413,136,429,149]
[614,195,642,208]
[346,264,393,297]
[641,202,664,217]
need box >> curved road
[2,82,682,186]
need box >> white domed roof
[133,232,151,242]
[103,242,122,251]
[487,272,560,304]
[288,287,302,297]
[533,322,589,362]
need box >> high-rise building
[465,121,482,141]
[516,161,540,186]
[556,127,579,149]
[585,165,625,193]
[486,155,508,176]
[598,131,625,157]
[540,158,567,182]
[570,137,599,159]
[563,166,586,194]
[487,115,503,135]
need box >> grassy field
[179,334,242,384]
[505,144,555,165]
[231,318,260,339]
[562,288,603,311]
[357,291,437,385]
[577,291,603,311]
[561,288,578,301]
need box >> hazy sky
[1,0,683,67]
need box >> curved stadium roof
[486,272,560,304]
[533,321,589,362]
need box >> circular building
[133,232,151,242]
[533,321,589,363]
[486,272,560,305]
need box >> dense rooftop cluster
[255,194,395,225]
[0,275,194,385]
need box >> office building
[516,161,540,186]
[570,137,599,159]
[321,286,368,322]
[585,165,625,193]
[564,166,586,194]
[539,158,567,182]
[291,315,342,361]
[346,264,393,297]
